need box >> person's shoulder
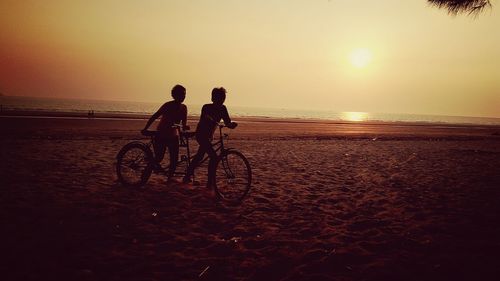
[162,100,175,108]
[157,101,170,111]
[165,100,186,109]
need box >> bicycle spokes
[116,144,153,188]
[221,157,235,179]
[214,151,251,204]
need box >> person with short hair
[142,84,188,183]
[183,87,237,188]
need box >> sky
[0,0,499,118]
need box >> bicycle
[116,124,252,204]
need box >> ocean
[1,96,499,126]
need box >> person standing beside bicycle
[183,87,237,188]
[142,84,189,184]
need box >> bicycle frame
[145,124,229,178]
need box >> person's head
[171,84,186,103]
[211,87,226,105]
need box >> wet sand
[1,115,500,281]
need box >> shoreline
[2,109,500,129]
[1,112,500,141]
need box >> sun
[349,48,373,68]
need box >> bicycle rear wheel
[116,142,153,188]
[214,150,252,204]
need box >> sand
[1,115,500,281]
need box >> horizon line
[1,93,499,120]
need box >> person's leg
[153,135,167,166]
[183,143,206,182]
[200,139,218,189]
[166,136,179,179]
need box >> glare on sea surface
[349,48,373,68]
[342,112,368,122]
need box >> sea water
[1,96,499,126]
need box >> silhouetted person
[142,84,188,183]
[183,87,237,188]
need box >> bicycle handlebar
[218,122,238,129]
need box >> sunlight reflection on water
[341,112,369,122]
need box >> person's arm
[201,104,213,122]
[142,104,166,132]
[222,106,237,129]
[181,105,189,130]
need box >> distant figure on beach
[142,84,188,183]
[183,87,237,188]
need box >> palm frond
[428,0,491,15]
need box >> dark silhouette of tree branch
[428,0,492,15]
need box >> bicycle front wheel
[116,142,153,188]
[214,150,252,204]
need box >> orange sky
[1,1,499,118]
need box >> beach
[1,115,500,281]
